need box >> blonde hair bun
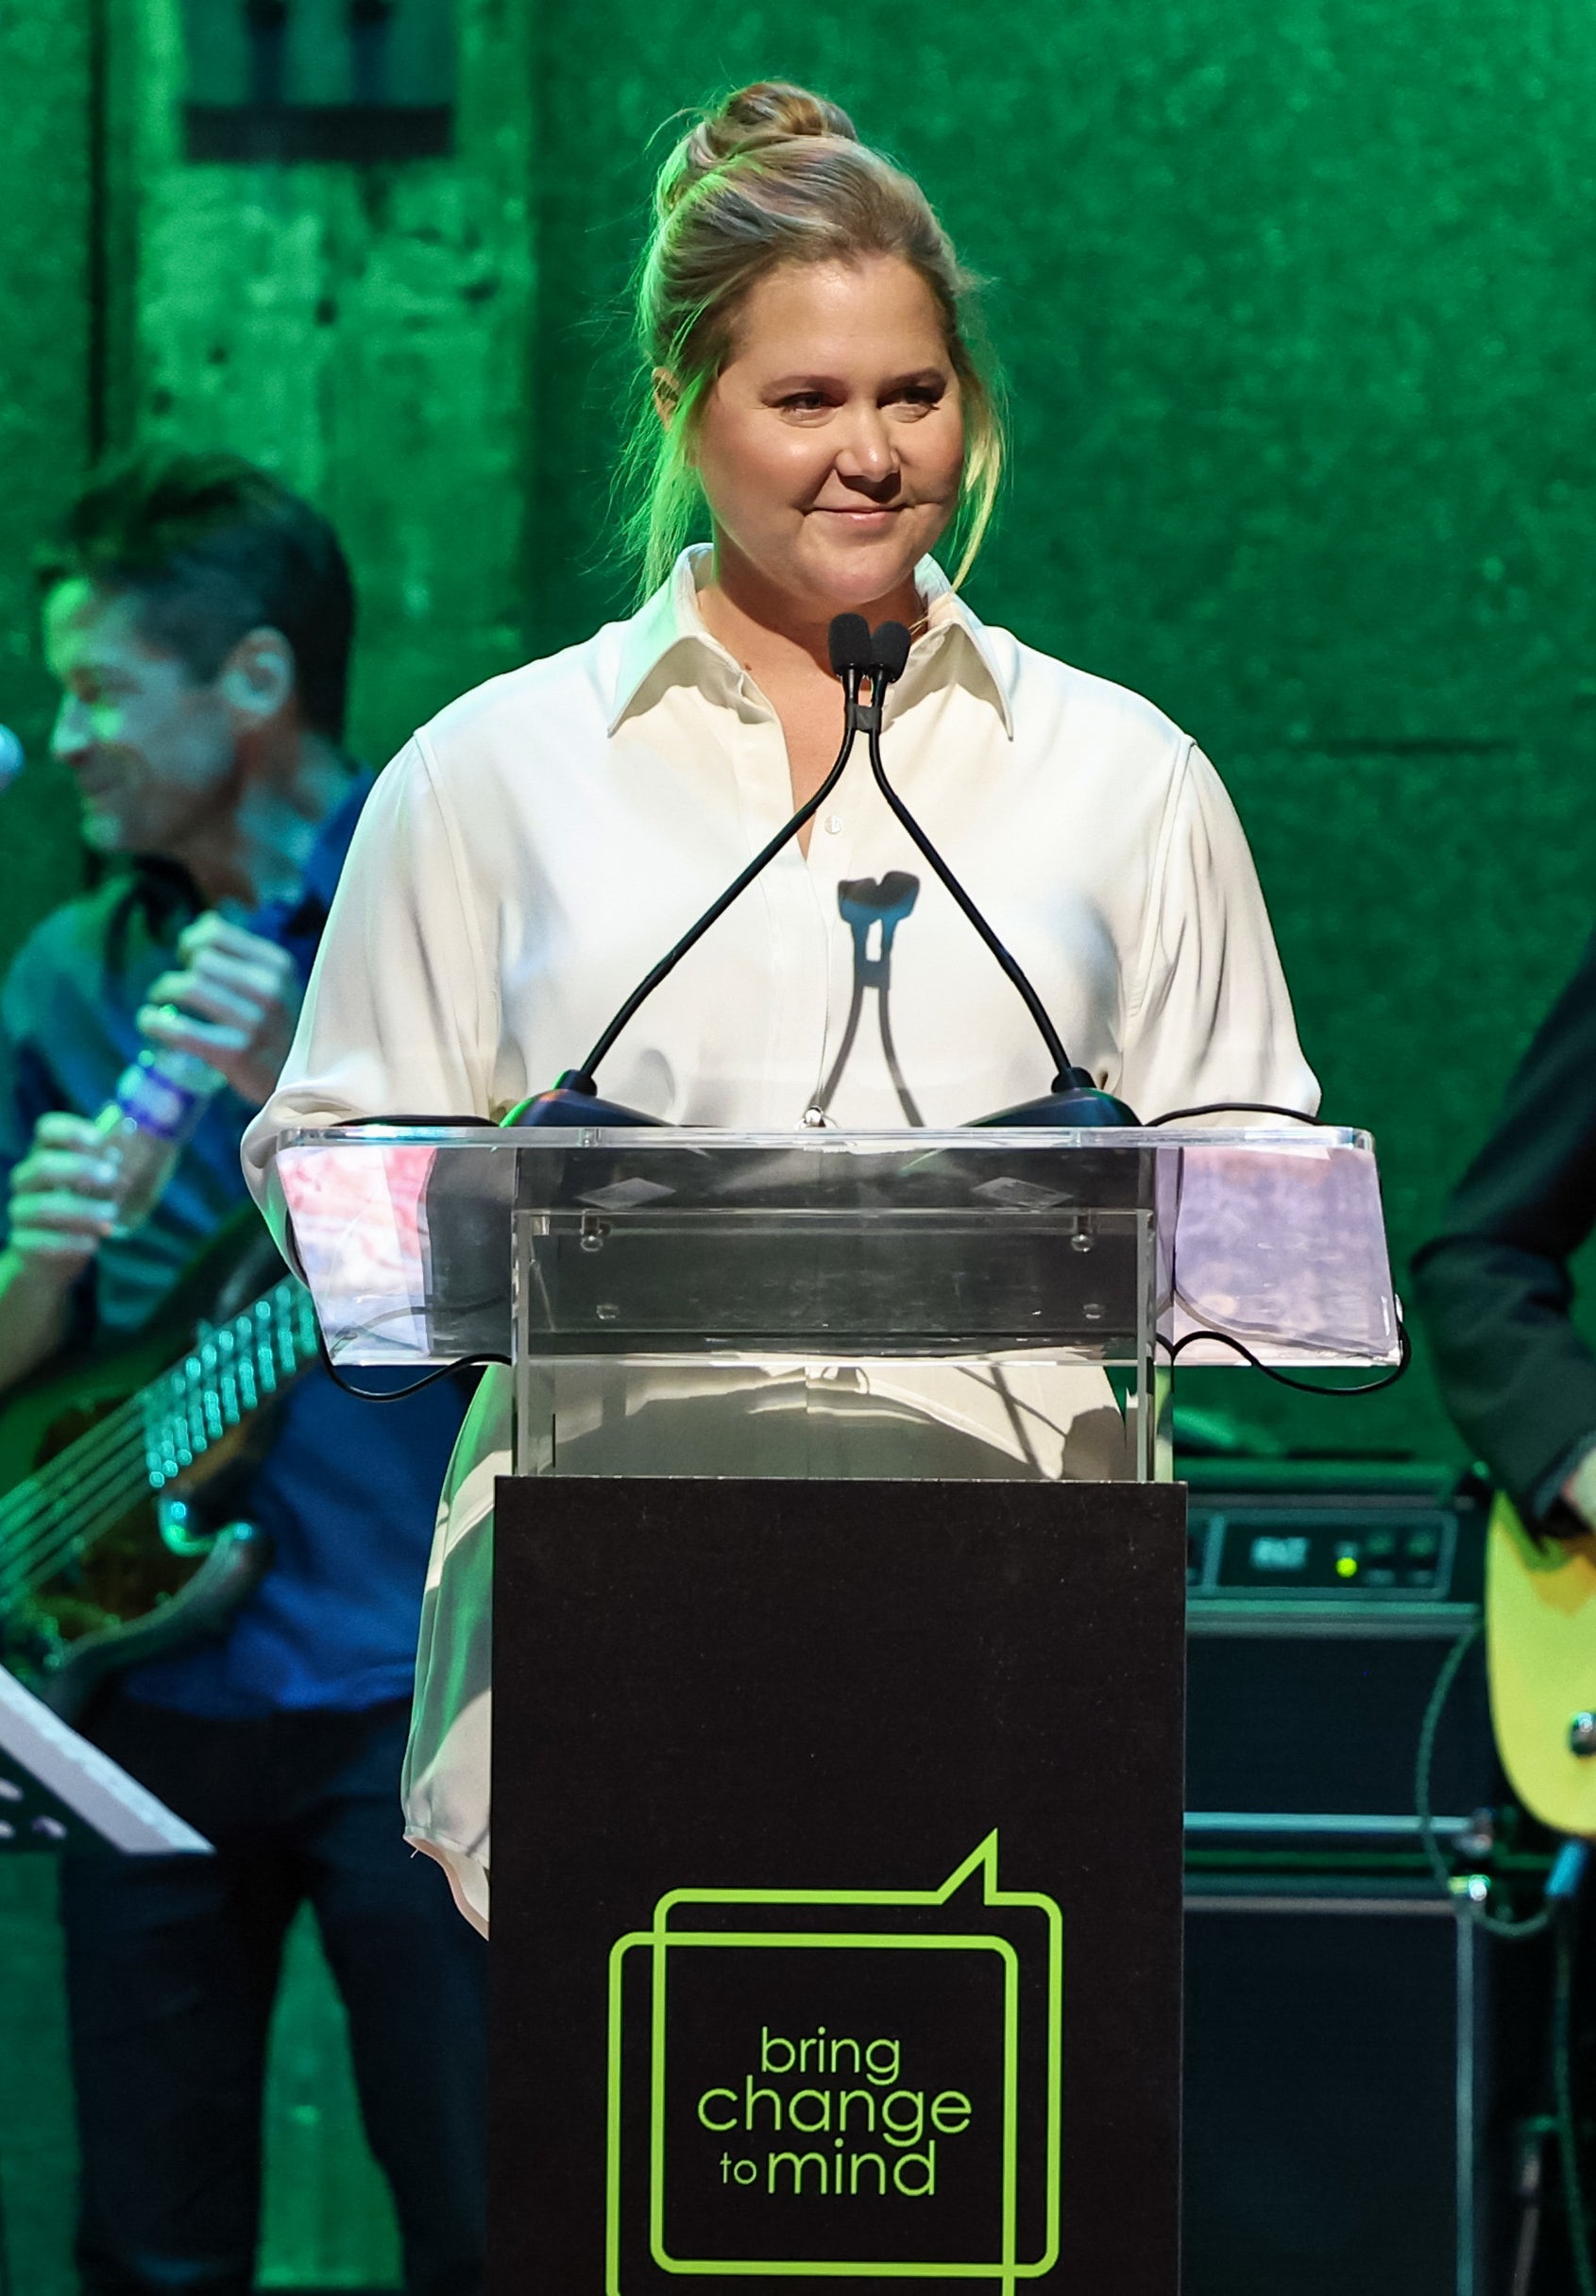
[663,83,859,214]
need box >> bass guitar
[0,1215,319,1720]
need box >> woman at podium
[243,82,1317,1930]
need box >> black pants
[59,1691,487,2296]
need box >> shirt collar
[606,548,740,734]
[907,558,1015,739]
[607,545,1015,740]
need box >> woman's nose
[834,405,899,487]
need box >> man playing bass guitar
[0,450,485,2296]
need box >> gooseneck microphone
[504,616,878,1127]
[856,622,1137,1131]
[502,611,1137,1129]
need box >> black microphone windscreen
[872,621,911,682]
[828,613,873,676]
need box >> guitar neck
[142,1277,322,1490]
[0,1244,326,1620]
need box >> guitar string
[0,1373,260,1598]
[0,1279,304,1553]
[0,1380,201,1560]
[7,1264,429,1601]
[0,1290,313,1590]
[0,1381,248,1572]
[0,1436,161,1603]
[0,1328,300,1606]
[0,1325,238,1534]
[0,1365,320,1608]
[0,1385,202,1578]
[0,1284,314,1602]
[0,1358,173,1534]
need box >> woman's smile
[810,503,904,524]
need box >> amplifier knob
[1569,1712,1596,1756]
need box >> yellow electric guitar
[1486,1494,1596,1835]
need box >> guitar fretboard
[0,1274,325,1616]
[141,1278,321,1490]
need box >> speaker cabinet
[1182,1887,1487,2295]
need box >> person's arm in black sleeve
[1410,926,1596,1527]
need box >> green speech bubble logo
[605,1830,1063,2288]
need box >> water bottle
[93,1046,226,1236]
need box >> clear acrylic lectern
[272,1118,1399,2296]
[277,1123,1400,1485]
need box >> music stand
[0,1666,211,1853]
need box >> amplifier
[1183,1460,1495,1840]
[1186,1457,1484,1610]
[1178,1460,1524,2296]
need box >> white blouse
[244,549,1317,1931]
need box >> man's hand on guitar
[138,915,303,1110]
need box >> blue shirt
[0,774,466,1716]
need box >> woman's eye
[773,383,944,415]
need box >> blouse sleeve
[1116,742,1319,1124]
[240,736,496,1248]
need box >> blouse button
[823,814,843,835]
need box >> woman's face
[688,254,966,620]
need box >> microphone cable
[314,1326,509,1402]
[1158,1316,1412,1395]
[1146,1101,1323,1127]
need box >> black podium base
[491,1476,1186,2294]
